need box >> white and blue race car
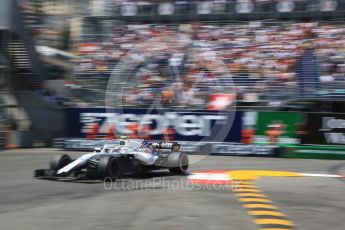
[34,139,189,181]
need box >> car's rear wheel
[168,152,189,175]
[50,154,72,171]
[97,156,121,180]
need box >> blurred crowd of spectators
[75,21,345,108]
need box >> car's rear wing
[150,142,180,152]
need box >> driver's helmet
[120,140,126,146]
[142,141,151,148]
[141,141,156,153]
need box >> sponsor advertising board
[242,111,305,145]
[66,108,243,143]
[64,109,345,156]
[63,109,289,156]
[301,113,345,145]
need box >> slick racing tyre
[97,156,121,180]
[168,152,189,175]
[50,154,72,171]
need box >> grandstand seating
[17,1,345,109]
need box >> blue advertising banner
[66,108,243,143]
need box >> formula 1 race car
[34,139,189,181]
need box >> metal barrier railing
[81,1,345,17]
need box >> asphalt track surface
[1,148,345,230]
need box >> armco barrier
[281,145,345,160]
[62,138,278,157]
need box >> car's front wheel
[97,156,121,180]
[50,154,72,171]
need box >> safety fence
[79,0,345,19]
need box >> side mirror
[94,147,102,153]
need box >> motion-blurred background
[0,0,344,156]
